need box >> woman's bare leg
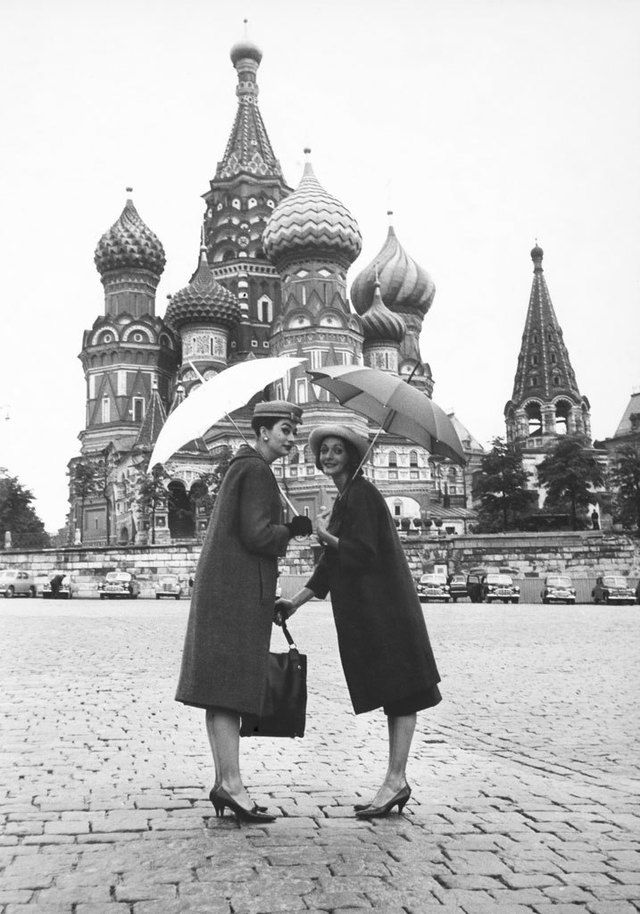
[367,712,416,808]
[207,709,252,808]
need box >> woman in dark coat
[175,400,312,822]
[276,424,441,819]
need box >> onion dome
[94,190,166,277]
[350,215,435,318]
[531,242,544,269]
[361,280,405,344]
[230,36,262,66]
[164,247,242,331]
[263,151,362,270]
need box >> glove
[286,515,313,537]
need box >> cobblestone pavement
[1,599,639,913]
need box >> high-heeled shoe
[211,783,267,814]
[209,786,276,823]
[355,785,411,819]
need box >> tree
[537,435,604,530]
[136,464,169,545]
[71,460,96,539]
[474,438,537,531]
[609,444,640,531]
[0,471,50,548]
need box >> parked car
[541,574,576,604]
[592,575,635,605]
[155,574,182,600]
[42,571,75,599]
[416,573,450,603]
[0,568,36,598]
[481,572,520,604]
[447,573,468,602]
[98,571,140,600]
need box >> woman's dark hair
[251,415,280,437]
[315,436,362,476]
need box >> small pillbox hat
[252,400,303,424]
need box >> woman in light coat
[176,401,311,822]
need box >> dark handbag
[240,620,307,738]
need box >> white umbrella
[148,356,305,469]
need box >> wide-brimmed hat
[308,424,370,469]
[252,400,303,424]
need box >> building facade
[68,34,480,545]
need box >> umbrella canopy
[149,356,305,468]
[307,365,466,465]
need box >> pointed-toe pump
[210,786,276,823]
[355,785,411,819]
[211,783,267,814]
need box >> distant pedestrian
[591,509,600,530]
[275,424,441,819]
[50,573,64,598]
[175,401,312,823]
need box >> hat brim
[308,424,370,465]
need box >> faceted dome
[94,195,166,277]
[361,282,405,344]
[164,249,241,331]
[263,157,362,270]
[350,223,435,319]
[531,243,544,264]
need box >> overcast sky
[1,0,639,532]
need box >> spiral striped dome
[350,224,435,319]
[361,282,405,344]
[165,249,241,331]
[263,157,362,269]
[94,195,166,277]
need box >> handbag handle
[280,619,298,650]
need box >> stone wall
[1,530,638,600]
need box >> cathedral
[68,33,477,546]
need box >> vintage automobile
[481,572,520,604]
[416,573,451,603]
[447,573,468,602]
[42,571,75,599]
[541,574,576,604]
[155,574,183,600]
[592,575,635,605]
[0,568,36,598]
[98,571,140,600]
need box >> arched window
[525,402,542,436]
[231,198,241,210]
[258,295,273,323]
[555,400,571,435]
[388,451,398,468]
[247,197,257,209]
[303,445,312,464]
[289,445,299,464]
[409,450,418,467]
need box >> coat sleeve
[305,549,330,599]
[336,482,379,573]
[237,462,291,556]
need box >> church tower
[505,244,591,449]
[203,29,291,361]
[79,191,179,455]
